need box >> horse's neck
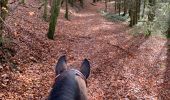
[48,84,79,100]
[75,76,88,100]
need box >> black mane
[48,71,80,100]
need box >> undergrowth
[99,10,128,22]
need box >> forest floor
[0,0,170,100]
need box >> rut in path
[1,0,168,100]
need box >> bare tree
[0,0,8,45]
[47,0,62,39]
[65,0,69,20]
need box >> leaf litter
[0,0,169,100]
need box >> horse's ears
[80,59,90,79]
[55,55,67,75]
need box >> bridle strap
[71,69,87,85]
[54,69,87,85]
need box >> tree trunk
[115,0,117,13]
[129,8,133,27]
[105,0,108,12]
[122,0,127,16]
[65,0,69,20]
[135,0,138,24]
[47,0,62,39]
[69,0,74,7]
[0,0,8,46]
[167,28,170,38]
[148,0,156,21]
[118,0,121,16]
[129,0,136,27]
[142,0,146,18]
[80,0,84,8]
[43,0,48,21]
[167,16,170,38]
[137,0,141,20]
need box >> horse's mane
[48,71,80,100]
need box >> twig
[0,17,15,34]
[0,47,19,72]
[90,3,97,6]
[107,42,134,57]
[9,0,19,4]
[38,2,45,9]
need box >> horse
[48,55,91,100]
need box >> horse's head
[48,55,90,100]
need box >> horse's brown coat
[75,76,88,100]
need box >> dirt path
[1,0,169,100]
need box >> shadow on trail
[159,38,170,99]
[89,34,150,99]
[114,34,150,57]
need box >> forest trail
[1,0,169,100]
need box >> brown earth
[0,0,169,100]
